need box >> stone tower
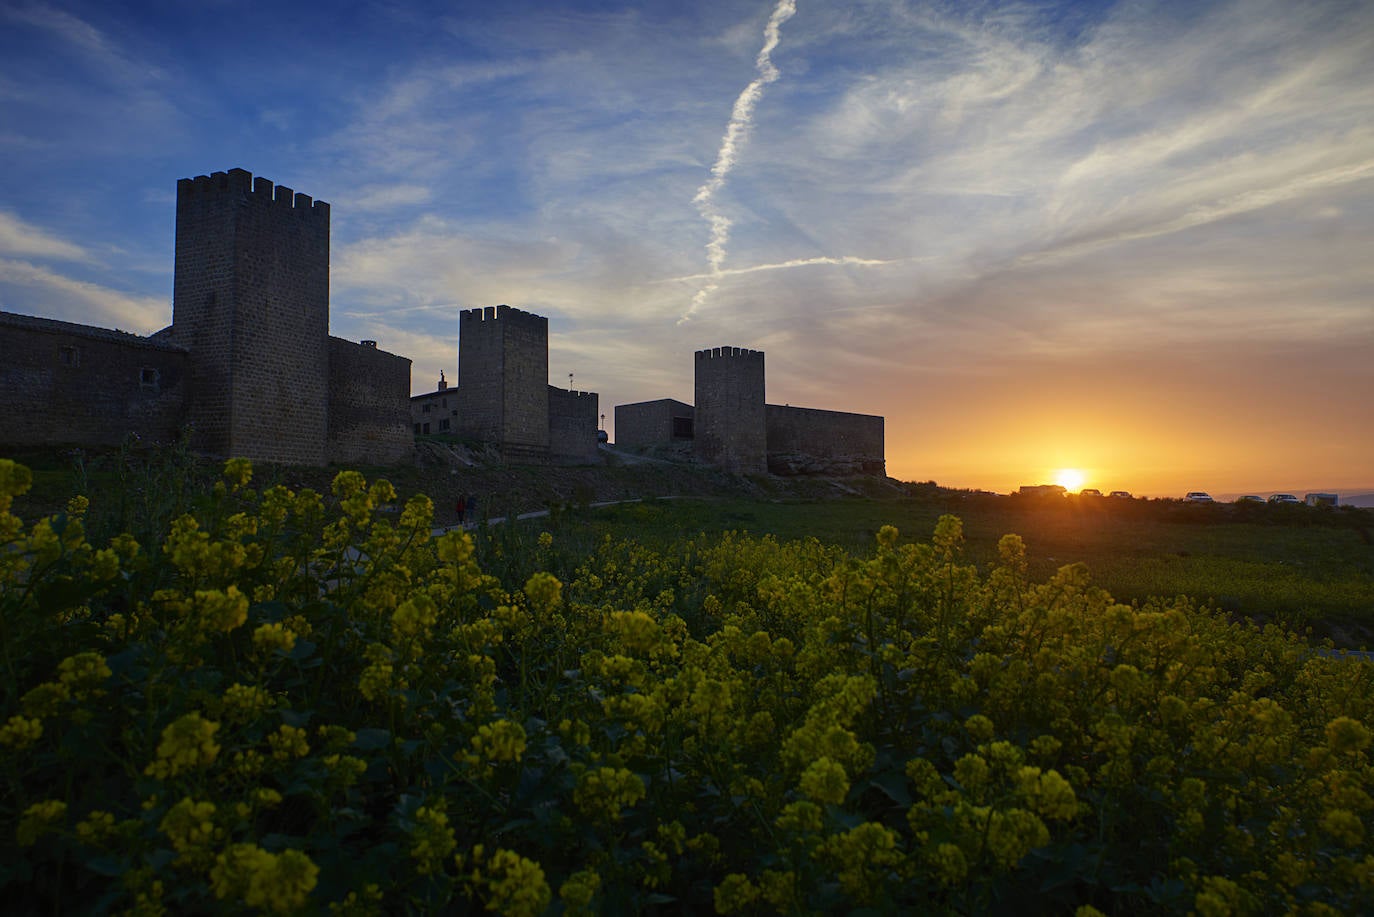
[172,168,331,465]
[694,346,766,474]
[457,305,549,462]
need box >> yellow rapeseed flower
[391,595,438,640]
[1326,716,1372,754]
[145,713,221,779]
[194,586,249,633]
[713,874,758,914]
[409,806,456,876]
[1321,808,1365,847]
[799,757,850,805]
[463,719,528,768]
[0,714,43,749]
[524,571,562,612]
[573,766,646,820]
[158,797,220,859]
[75,809,117,844]
[559,870,601,915]
[252,622,297,655]
[466,848,548,917]
[222,457,253,490]
[268,724,310,761]
[222,683,274,722]
[211,842,319,913]
[16,799,67,846]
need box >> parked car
[1079,488,1102,497]
[1304,493,1337,507]
[1184,492,1214,503]
[1268,493,1300,504]
[1238,495,1265,503]
[1109,490,1132,499]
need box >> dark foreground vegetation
[2,443,1373,914]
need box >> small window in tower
[439,418,450,431]
[140,367,160,391]
[422,403,432,413]
[422,422,431,434]
[59,346,80,367]
[441,397,448,408]
[673,417,694,439]
[414,423,422,436]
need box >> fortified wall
[614,399,694,450]
[0,312,189,448]
[0,168,412,467]
[694,347,767,474]
[614,346,885,477]
[327,338,414,465]
[171,170,332,465]
[410,305,601,464]
[765,405,885,476]
[547,387,599,463]
[457,305,550,462]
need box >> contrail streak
[681,0,797,324]
[664,255,904,284]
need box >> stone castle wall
[327,338,413,466]
[614,399,694,449]
[173,168,331,466]
[765,404,885,476]
[457,305,549,462]
[547,387,599,463]
[0,312,189,448]
[694,347,766,474]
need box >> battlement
[459,304,548,331]
[696,346,763,362]
[177,168,330,219]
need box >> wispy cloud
[0,211,88,261]
[0,258,166,333]
[682,0,797,323]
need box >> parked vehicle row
[1188,492,1336,505]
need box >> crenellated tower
[457,305,550,462]
[694,346,766,474]
[172,168,331,465]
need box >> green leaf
[287,639,317,661]
[353,728,391,751]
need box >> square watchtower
[172,168,331,465]
[694,346,766,474]
[457,305,550,462]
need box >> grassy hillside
[10,440,1373,644]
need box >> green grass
[538,493,1374,642]
[9,441,1372,644]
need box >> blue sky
[2,0,1372,493]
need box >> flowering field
[2,457,1372,915]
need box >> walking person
[456,494,467,528]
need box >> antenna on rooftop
[569,371,574,390]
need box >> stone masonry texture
[457,305,550,462]
[327,338,413,465]
[173,169,330,465]
[0,312,189,447]
[1,168,413,468]
[694,347,767,474]
[614,399,694,449]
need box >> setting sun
[1055,468,1086,492]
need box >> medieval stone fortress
[1,169,884,476]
